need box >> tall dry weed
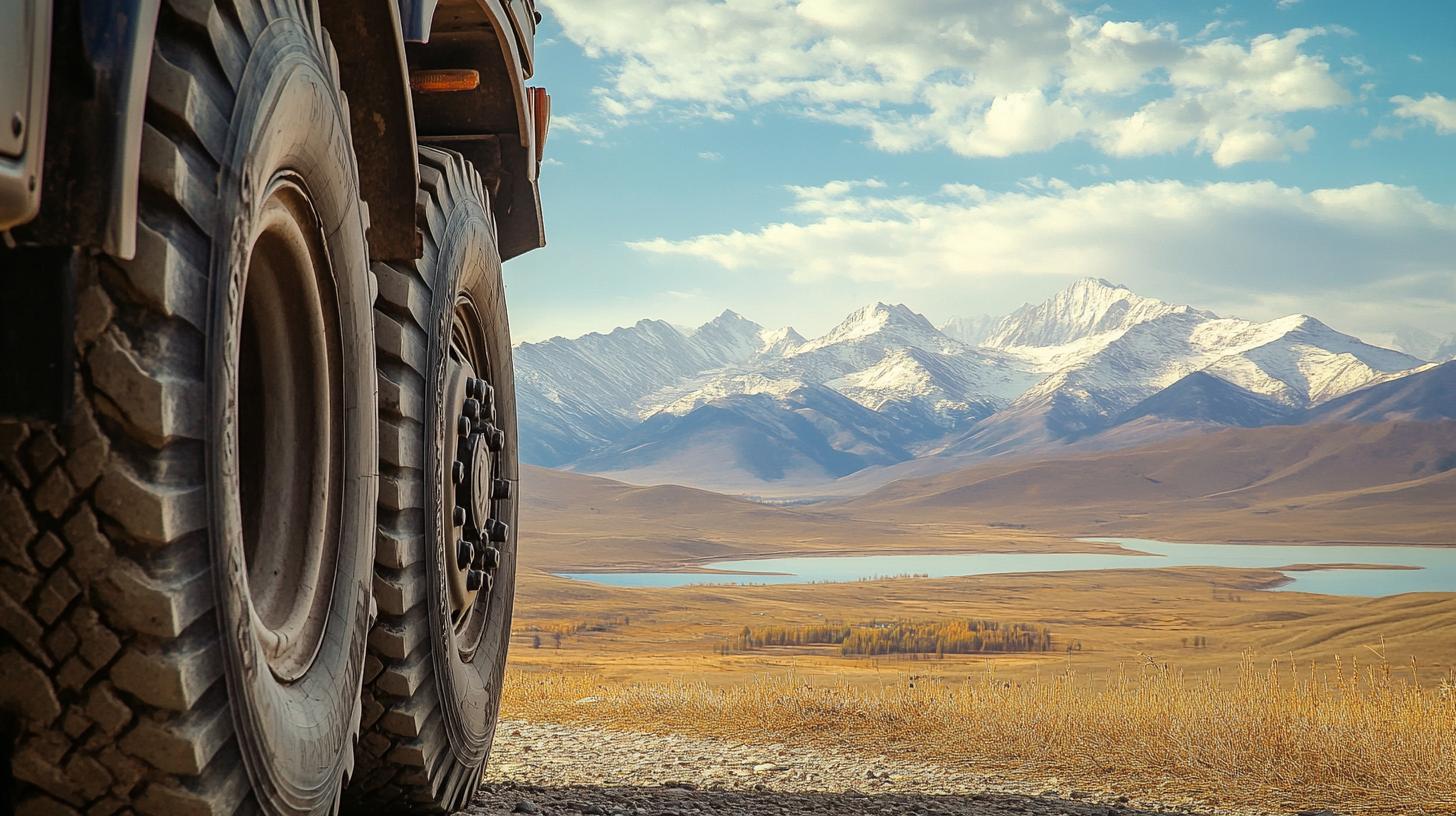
[502,655,1456,814]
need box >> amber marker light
[410,69,481,93]
[531,86,552,162]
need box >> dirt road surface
[468,721,1295,816]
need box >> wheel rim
[237,175,342,683]
[442,295,509,653]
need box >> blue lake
[557,538,1456,597]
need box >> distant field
[506,567,1456,687]
[502,659,1455,816]
[510,438,1455,814]
[504,567,1456,814]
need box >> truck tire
[348,147,519,812]
[0,2,377,815]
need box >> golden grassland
[500,657,1456,816]
[505,567,1456,687]
[509,453,1456,814]
[502,567,1456,814]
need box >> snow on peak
[688,310,766,366]
[757,326,806,358]
[1391,327,1456,362]
[983,277,1209,350]
[939,314,998,346]
[797,303,950,354]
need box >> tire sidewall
[423,167,517,781]
[207,15,376,812]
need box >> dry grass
[502,657,1456,816]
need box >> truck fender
[21,0,158,260]
[320,0,423,262]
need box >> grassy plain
[504,568,1456,688]
[501,569,1456,814]
[505,446,1456,814]
[502,660,1455,815]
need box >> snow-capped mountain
[514,310,802,465]
[1392,328,1456,363]
[571,384,914,489]
[514,278,1431,489]
[642,303,1029,432]
[997,311,1418,435]
[981,278,1212,352]
[939,314,998,346]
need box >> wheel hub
[443,354,509,629]
[237,177,342,683]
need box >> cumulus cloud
[542,0,1352,165]
[629,177,1456,334]
[1392,93,1456,134]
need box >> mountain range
[514,277,1447,493]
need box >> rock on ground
[467,721,1266,816]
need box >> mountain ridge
[516,278,1432,490]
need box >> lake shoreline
[552,537,1450,596]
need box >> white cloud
[1341,55,1373,75]
[541,0,1353,165]
[1352,123,1406,148]
[551,113,605,141]
[1392,93,1456,134]
[1094,27,1347,165]
[698,151,724,161]
[629,177,1456,335]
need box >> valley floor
[506,567,1456,687]
[508,459,1455,815]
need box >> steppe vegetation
[719,619,1055,657]
[503,656,1456,815]
[506,461,1456,814]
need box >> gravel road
[468,721,1295,816]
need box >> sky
[504,0,1456,347]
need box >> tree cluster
[718,618,1054,657]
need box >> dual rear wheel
[0,2,517,814]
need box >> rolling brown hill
[836,420,1456,544]
[518,465,1098,572]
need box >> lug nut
[466,569,486,592]
[453,506,466,527]
[452,460,465,484]
[486,426,505,452]
[457,416,472,437]
[456,540,473,570]
[483,518,509,543]
[479,381,495,405]
[478,545,501,570]
[491,478,513,500]
[463,398,482,422]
